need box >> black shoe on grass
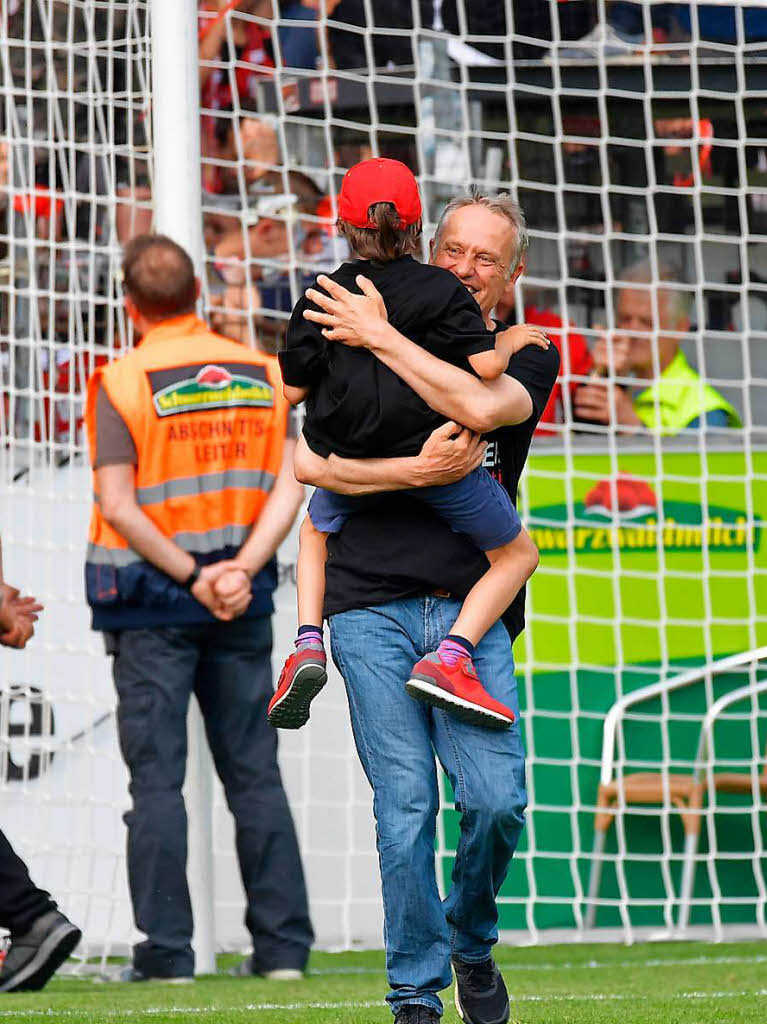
[452,955,509,1024]
[0,910,81,992]
[394,1006,440,1024]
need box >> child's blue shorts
[307,466,521,552]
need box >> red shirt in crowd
[523,305,593,434]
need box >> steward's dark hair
[122,234,197,319]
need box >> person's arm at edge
[293,423,485,495]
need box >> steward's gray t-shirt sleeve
[93,383,138,468]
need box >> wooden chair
[585,647,767,931]
[676,678,767,931]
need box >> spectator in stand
[212,162,348,288]
[209,281,263,348]
[199,2,275,194]
[276,1,323,69]
[0,536,81,994]
[202,115,282,261]
[610,4,767,45]
[494,279,593,434]
[573,260,742,433]
[326,0,418,68]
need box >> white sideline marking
[310,952,767,975]
[2,989,767,1018]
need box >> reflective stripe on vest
[135,468,276,506]
[633,349,742,433]
[87,523,253,567]
[84,315,288,614]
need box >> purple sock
[437,636,474,667]
[296,625,324,650]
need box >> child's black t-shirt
[279,255,497,459]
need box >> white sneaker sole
[405,677,512,730]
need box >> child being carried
[270,159,547,731]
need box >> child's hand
[499,323,550,355]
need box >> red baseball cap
[337,158,422,230]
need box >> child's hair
[337,202,422,262]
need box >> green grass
[2,942,766,1023]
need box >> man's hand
[0,584,39,649]
[591,329,632,376]
[190,562,252,621]
[574,380,642,427]
[303,274,388,346]
[410,422,486,487]
[209,562,253,618]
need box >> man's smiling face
[430,205,519,321]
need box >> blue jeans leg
[428,602,527,962]
[329,597,527,1011]
[329,602,450,1016]
[112,628,198,977]
[194,617,313,971]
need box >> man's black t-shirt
[323,336,561,643]
[279,255,496,460]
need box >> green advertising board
[440,442,767,933]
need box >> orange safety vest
[84,314,289,630]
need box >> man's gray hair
[433,188,529,279]
[616,258,691,325]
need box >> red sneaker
[406,652,514,730]
[268,645,327,729]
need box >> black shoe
[0,910,81,992]
[393,1006,441,1024]
[452,956,509,1024]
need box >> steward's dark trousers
[0,828,56,935]
[109,616,313,978]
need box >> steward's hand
[211,564,253,618]
[190,561,253,620]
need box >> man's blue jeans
[329,597,527,1017]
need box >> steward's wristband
[182,564,201,591]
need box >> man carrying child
[285,177,559,1024]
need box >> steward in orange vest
[85,234,312,981]
[85,311,288,628]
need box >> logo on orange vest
[152,363,274,416]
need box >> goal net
[1,0,766,963]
